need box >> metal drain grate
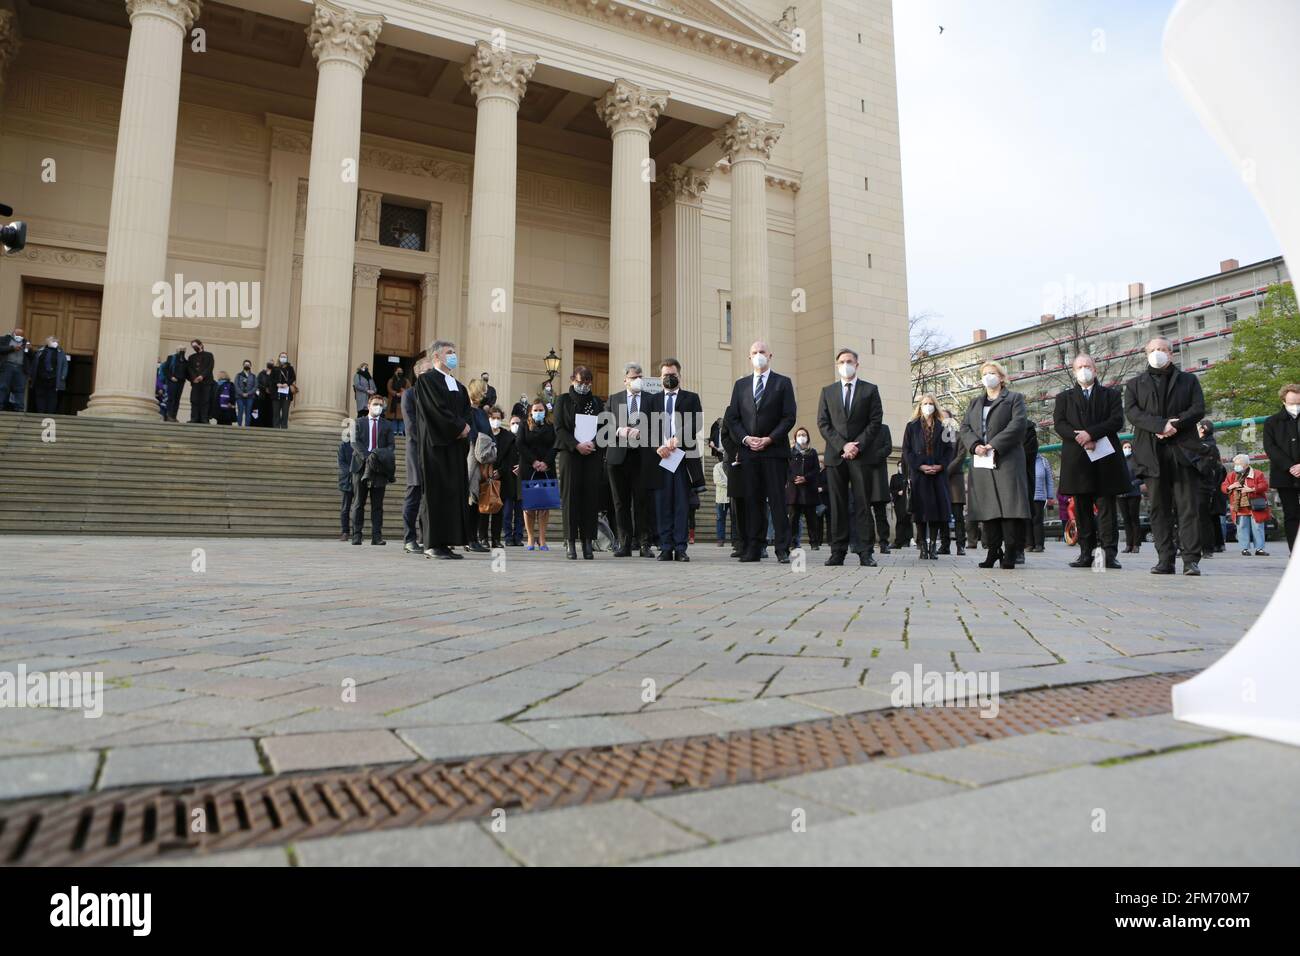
[0,672,1184,866]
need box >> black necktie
[844,382,853,413]
[754,375,765,406]
[666,393,675,438]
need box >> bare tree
[909,311,952,403]
[1040,292,1144,394]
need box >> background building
[912,255,1290,433]
[0,0,911,437]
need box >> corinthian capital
[597,79,669,136]
[307,0,383,71]
[126,0,202,31]
[462,41,538,106]
[656,164,711,208]
[0,11,20,87]
[717,113,783,164]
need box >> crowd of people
[336,334,1299,572]
[155,340,297,427]
[0,327,71,413]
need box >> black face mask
[243,365,251,371]
[662,374,680,391]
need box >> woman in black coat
[903,394,954,559]
[518,399,556,551]
[786,425,821,549]
[553,366,606,560]
[1196,419,1227,555]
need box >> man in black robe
[414,340,472,560]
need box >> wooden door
[572,343,609,398]
[375,277,420,358]
[23,284,102,414]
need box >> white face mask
[490,419,502,431]
[1123,447,1132,457]
[838,362,856,380]
[50,341,59,349]
[1234,464,1247,473]
[628,377,643,393]
[510,422,520,434]
[1147,350,1170,370]
[921,404,935,417]
[1287,404,1300,417]
[369,405,383,417]
[1075,367,1095,385]
[796,435,808,446]
[982,373,1001,390]
[752,353,769,371]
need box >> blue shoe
[540,544,550,551]
[526,544,535,551]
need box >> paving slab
[99,739,262,788]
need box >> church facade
[0,0,910,433]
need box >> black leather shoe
[675,551,690,562]
[956,545,966,555]
[566,542,578,559]
[824,553,845,566]
[739,552,760,563]
[777,553,791,564]
[1014,551,1026,565]
[582,540,594,560]
[404,542,420,553]
[351,537,363,546]
[639,546,654,558]
[1183,562,1201,576]
[657,551,674,562]
[729,549,742,558]
[1068,556,1092,568]
[1151,564,1175,574]
[371,539,386,546]
[430,546,457,560]
[466,542,489,553]
[1105,558,1122,570]
[879,543,891,555]
[978,548,1002,569]
[860,552,877,567]
[613,546,631,558]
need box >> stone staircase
[0,413,723,540]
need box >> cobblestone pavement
[1,535,1292,863]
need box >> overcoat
[959,389,1030,521]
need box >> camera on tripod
[0,203,27,254]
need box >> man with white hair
[1053,354,1128,569]
[1123,337,1206,575]
[412,340,472,560]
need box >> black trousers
[744,457,791,557]
[350,476,385,542]
[731,494,748,551]
[608,456,653,549]
[1120,496,1142,549]
[189,381,212,422]
[1277,488,1299,551]
[340,489,353,535]
[789,503,820,548]
[165,380,184,419]
[1199,496,1220,554]
[477,509,503,545]
[945,504,964,549]
[983,518,1023,560]
[32,384,59,414]
[559,449,602,543]
[403,484,422,545]
[827,461,873,555]
[1147,462,1201,564]
[1030,500,1047,549]
[872,502,889,548]
[892,506,911,548]
[273,396,291,428]
[1074,493,1118,558]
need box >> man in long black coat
[724,340,797,563]
[1263,384,1300,550]
[185,339,214,424]
[1123,337,1206,575]
[1053,354,1128,569]
[414,340,472,560]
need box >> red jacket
[1220,468,1270,521]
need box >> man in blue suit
[351,394,397,545]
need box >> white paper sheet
[973,452,996,469]
[575,413,598,444]
[659,448,685,473]
[1085,436,1115,461]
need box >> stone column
[599,79,668,377]
[420,272,439,346]
[348,263,381,410]
[656,164,710,383]
[462,41,536,404]
[717,113,782,380]
[293,0,382,429]
[84,0,201,420]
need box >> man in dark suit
[605,362,655,557]
[1053,354,1128,569]
[401,356,430,553]
[1123,337,1206,575]
[816,347,883,566]
[643,359,705,561]
[1263,383,1300,551]
[351,394,397,545]
[724,340,797,563]
[185,339,214,424]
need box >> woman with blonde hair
[903,393,953,559]
[959,360,1030,569]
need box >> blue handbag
[521,469,561,511]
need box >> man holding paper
[1053,354,1127,569]
[644,359,704,562]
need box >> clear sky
[893,0,1281,347]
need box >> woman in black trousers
[786,426,821,549]
[960,362,1030,569]
[554,366,606,560]
[1119,440,1144,552]
[903,394,954,559]
[518,400,556,551]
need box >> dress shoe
[429,546,459,560]
[657,551,674,562]
[613,545,632,558]
[1105,558,1122,570]
[404,542,420,554]
[339,533,350,541]
[566,542,578,560]
[1182,562,1201,576]
[491,540,503,550]
[880,543,892,555]
[466,542,489,553]
[1242,548,1251,556]
[675,551,690,562]
[824,553,845,566]
[1256,550,1270,557]
[351,537,363,546]
[639,546,654,558]
[1150,564,1175,574]
[730,549,742,558]
[1014,551,1026,565]
[777,553,791,564]
[371,539,386,546]
[937,544,951,555]
[860,552,877,567]
[1000,555,1017,569]
[956,544,966,556]
[582,540,594,560]
[1068,556,1092,569]
[739,552,760,562]
[978,548,1003,569]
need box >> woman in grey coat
[960,360,1030,569]
[353,363,375,414]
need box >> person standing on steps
[271,352,296,429]
[185,339,214,424]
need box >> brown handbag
[478,474,503,514]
